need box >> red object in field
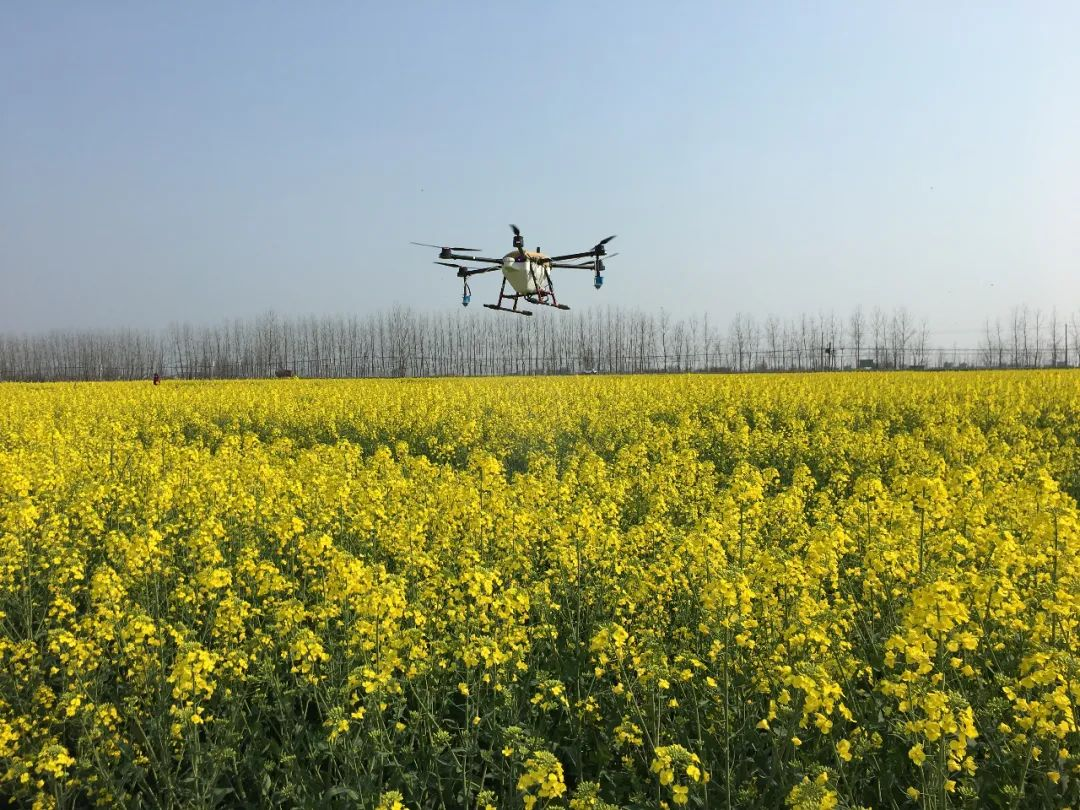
[153,373,160,385]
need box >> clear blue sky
[2,2,1078,340]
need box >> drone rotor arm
[546,250,597,262]
[548,235,616,262]
[434,261,501,278]
[442,253,505,264]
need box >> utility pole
[1066,323,1069,367]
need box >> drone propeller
[510,224,527,259]
[411,241,482,252]
[435,260,474,279]
[564,252,619,267]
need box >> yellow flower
[7,370,1080,806]
[836,739,852,762]
[517,751,566,801]
[376,791,406,810]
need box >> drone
[411,224,616,315]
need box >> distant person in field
[153,373,160,385]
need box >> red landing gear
[483,276,571,316]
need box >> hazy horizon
[3,2,1078,341]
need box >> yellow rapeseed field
[1,373,1078,809]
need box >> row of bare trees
[979,306,1077,370]
[1,306,1077,382]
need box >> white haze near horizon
[1,2,1078,347]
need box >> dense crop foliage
[2,373,1079,809]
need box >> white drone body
[500,252,553,297]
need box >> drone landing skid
[483,304,533,316]
[484,277,570,316]
[528,298,570,310]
